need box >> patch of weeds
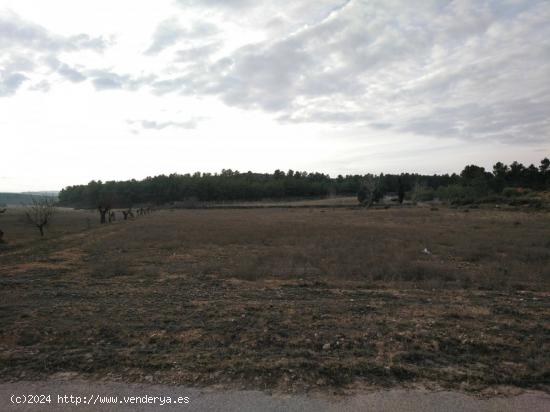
[492,306,521,316]
[90,259,132,278]
[17,330,41,346]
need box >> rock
[322,343,331,350]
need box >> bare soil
[0,206,549,393]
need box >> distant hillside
[0,192,58,206]
[21,191,59,197]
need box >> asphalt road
[1,380,549,412]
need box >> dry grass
[0,207,100,247]
[207,196,360,207]
[0,206,549,393]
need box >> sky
[1,0,549,192]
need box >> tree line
[58,158,550,208]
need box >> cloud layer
[2,1,550,144]
[154,0,550,143]
[0,10,108,95]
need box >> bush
[412,184,435,201]
[436,185,478,204]
[475,195,507,204]
[508,197,542,208]
[450,198,475,206]
[502,187,523,197]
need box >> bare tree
[24,197,56,237]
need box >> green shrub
[415,187,435,201]
[412,182,435,202]
[436,185,478,203]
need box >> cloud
[155,0,550,144]
[57,64,86,83]
[128,118,199,130]
[91,73,128,90]
[2,54,36,72]
[0,11,111,96]
[0,72,28,96]
[174,43,220,63]
[176,0,254,10]
[141,119,197,130]
[3,1,550,145]
[45,56,86,83]
[144,18,218,55]
[0,11,108,52]
[29,80,51,92]
[399,98,550,144]
[89,70,155,91]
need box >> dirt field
[0,206,549,393]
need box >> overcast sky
[1,0,549,191]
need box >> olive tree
[98,205,111,224]
[357,175,383,207]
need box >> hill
[0,192,58,206]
